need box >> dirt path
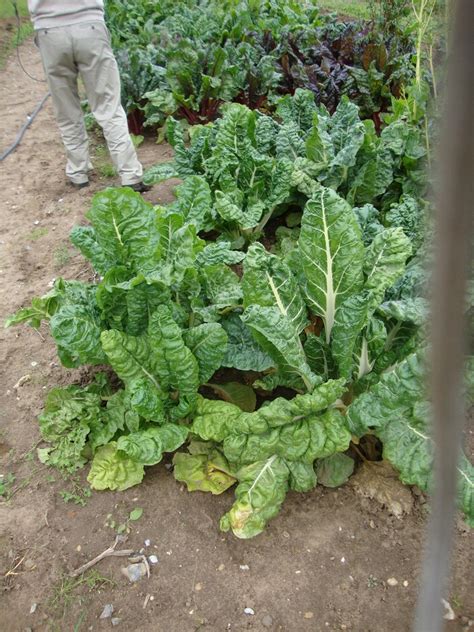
[0,39,472,632]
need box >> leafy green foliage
[104,0,417,129]
[7,48,472,535]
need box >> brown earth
[0,38,473,632]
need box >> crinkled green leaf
[304,334,335,382]
[220,455,290,539]
[242,243,308,334]
[196,242,245,267]
[377,298,428,325]
[214,190,264,230]
[87,442,144,491]
[101,305,200,422]
[142,161,179,186]
[224,408,351,465]
[128,378,166,422]
[5,288,60,329]
[364,227,412,301]
[331,291,372,379]
[75,188,159,276]
[324,96,365,182]
[385,195,425,249]
[151,212,204,286]
[192,396,242,443]
[353,204,384,246]
[184,323,228,383]
[117,423,188,465]
[299,188,365,343]
[173,450,237,494]
[286,461,317,492]
[221,313,274,372]
[242,305,318,391]
[147,305,200,420]
[201,264,242,308]
[193,379,347,445]
[173,175,214,231]
[315,453,354,488]
[347,352,426,437]
[38,385,102,472]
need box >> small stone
[218,564,225,571]
[369,520,375,529]
[76,545,81,552]
[195,582,202,591]
[30,362,38,367]
[144,539,151,547]
[29,603,37,614]
[403,580,409,587]
[340,557,346,564]
[24,559,35,570]
[111,618,121,626]
[244,608,255,616]
[99,604,114,619]
[33,220,40,226]
[304,612,314,619]
[121,562,147,583]
[262,614,273,627]
[239,564,249,570]
[148,555,158,564]
[441,598,455,621]
[282,531,290,538]
[387,577,398,587]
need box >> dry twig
[69,536,134,578]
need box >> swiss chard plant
[7,182,473,537]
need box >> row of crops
[8,0,473,537]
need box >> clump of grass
[49,570,116,615]
[27,227,48,241]
[99,163,117,178]
[0,0,33,70]
[54,245,73,269]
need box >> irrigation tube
[414,1,474,630]
[0,92,50,162]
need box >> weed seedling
[59,475,92,507]
[0,473,16,500]
[105,507,143,534]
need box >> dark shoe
[127,181,152,193]
[68,180,89,189]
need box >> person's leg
[73,22,143,186]
[36,28,91,184]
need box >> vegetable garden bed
[0,19,473,628]
[7,1,473,540]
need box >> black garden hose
[0,92,50,161]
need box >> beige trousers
[37,21,143,185]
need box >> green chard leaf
[184,323,228,383]
[87,442,144,491]
[117,424,188,465]
[38,385,102,472]
[72,188,159,276]
[315,453,354,488]
[221,313,274,372]
[220,455,290,539]
[173,450,237,494]
[299,188,365,343]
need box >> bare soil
[0,39,472,632]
